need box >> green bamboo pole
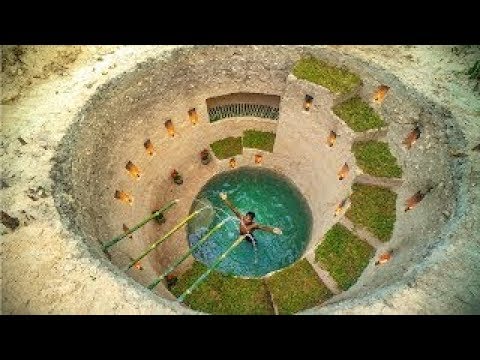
[177,234,246,303]
[147,218,230,290]
[124,208,205,271]
[102,199,179,251]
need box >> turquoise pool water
[187,167,313,277]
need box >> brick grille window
[208,103,280,122]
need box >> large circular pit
[50,46,471,313]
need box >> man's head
[245,211,256,224]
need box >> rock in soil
[18,137,28,145]
[0,179,9,189]
[1,211,20,230]
[26,186,49,201]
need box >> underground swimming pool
[188,167,313,277]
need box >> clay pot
[173,176,183,185]
[201,155,211,165]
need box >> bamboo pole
[124,208,205,271]
[102,199,179,251]
[147,218,230,290]
[177,235,246,303]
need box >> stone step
[339,216,384,249]
[305,253,342,295]
[263,279,279,315]
[354,173,404,190]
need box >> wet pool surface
[188,167,312,277]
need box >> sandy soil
[1,45,479,314]
[334,45,480,145]
[1,46,121,104]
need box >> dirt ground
[1,46,121,104]
[334,45,480,144]
[1,45,479,314]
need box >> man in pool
[219,192,282,247]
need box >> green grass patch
[210,136,243,160]
[315,223,375,290]
[243,130,276,152]
[353,141,402,178]
[292,56,361,95]
[266,259,333,314]
[346,183,397,242]
[170,261,273,315]
[333,97,385,132]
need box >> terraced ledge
[352,140,403,178]
[170,261,273,315]
[354,174,404,190]
[333,97,386,132]
[315,223,375,291]
[210,137,243,160]
[243,129,276,152]
[346,183,397,242]
[265,259,333,314]
[292,56,361,95]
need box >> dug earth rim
[47,45,474,314]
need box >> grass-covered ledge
[243,130,276,152]
[265,259,333,314]
[315,223,375,290]
[170,261,273,315]
[346,183,397,242]
[210,136,243,159]
[352,140,402,178]
[333,97,386,132]
[292,56,361,95]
